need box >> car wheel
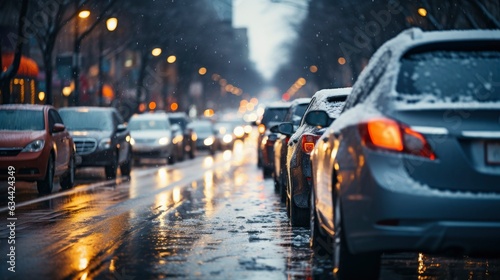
[189,144,196,159]
[262,167,272,178]
[120,149,132,177]
[289,186,309,227]
[273,172,280,193]
[105,151,118,179]
[257,150,262,168]
[177,147,185,162]
[310,191,332,259]
[37,154,54,194]
[279,172,287,203]
[60,154,75,190]
[167,151,176,165]
[332,192,381,279]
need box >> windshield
[59,110,113,131]
[396,51,500,104]
[129,119,169,131]
[189,122,213,134]
[169,117,187,130]
[0,110,44,131]
[261,108,289,125]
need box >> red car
[0,104,76,194]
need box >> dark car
[188,119,217,155]
[256,102,291,176]
[308,28,500,279]
[167,112,196,159]
[59,107,132,180]
[0,104,76,194]
[272,98,310,197]
[279,88,350,227]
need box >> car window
[128,118,169,131]
[59,110,114,131]
[0,110,44,131]
[261,107,289,125]
[396,50,500,104]
[343,50,391,111]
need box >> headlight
[130,138,135,146]
[99,138,111,149]
[204,137,214,146]
[223,134,233,144]
[22,140,45,152]
[234,126,245,138]
[191,133,198,141]
[158,137,170,145]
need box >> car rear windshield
[261,108,289,125]
[169,117,187,129]
[59,110,113,131]
[396,50,500,104]
[0,110,44,131]
[129,119,169,131]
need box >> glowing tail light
[301,133,320,154]
[360,118,436,160]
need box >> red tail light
[301,133,321,154]
[360,118,436,160]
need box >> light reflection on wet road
[0,136,499,279]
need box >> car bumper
[0,149,49,181]
[341,152,500,256]
[132,144,172,159]
[78,148,115,167]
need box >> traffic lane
[0,150,224,279]
[90,158,328,279]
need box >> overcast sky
[233,0,307,81]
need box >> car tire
[333,192,381,280]
[257,150,262,168]
[120,149,132,177]
[289,185,309,227]
[279,172,287,203]
[262,167,272,178]
[188,144,196,159]
[60,154,75,190]
[167,152,176,165]
[310,191,332,259]
[105,151,118,179]
[37,154,54,194]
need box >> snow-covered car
[308,28,500,279]
[278,89,350,226]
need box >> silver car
[308,28,500,279]
[129,113,181,165]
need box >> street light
[151,48,162,57]
[106,17,118,31]
[98,17,118,106]
[73,8,90,106]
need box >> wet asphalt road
[0,134,499,280]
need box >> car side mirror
[269,124,280,133]
[304,110,331,127]
[52,123,66,133]
[117,124,127,132]
[277,122,294,136]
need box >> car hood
[0,130,46,148]
[130,130,171,139]
[69,130,111,140]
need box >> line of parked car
[256,28,500,279]
[0,105,249,195]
